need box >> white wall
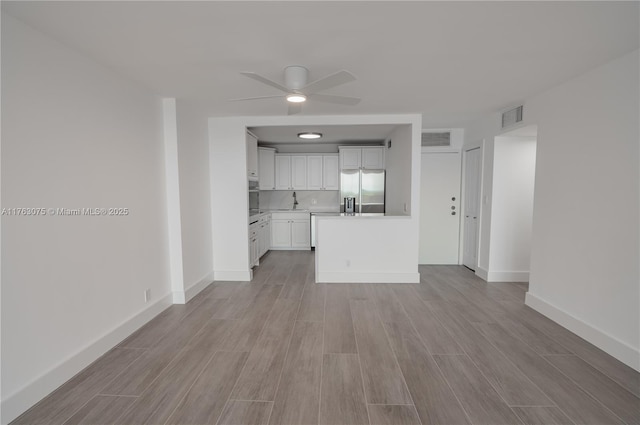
[465,50,639,370]
[209,118,252,281]
[486,136,536,281]
[477,139,495,274]
[385,124,413,216]
[162,98,186,302]
[1,14,173,422]
[176,100,213,296]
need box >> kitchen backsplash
[260,190,340,212]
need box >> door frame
[461,145,483,270]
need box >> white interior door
[463,148,481,270]
[419,152,461,264]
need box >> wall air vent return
[421,132,451,147]
[502,105,524,128]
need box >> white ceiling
[3,1,638,128]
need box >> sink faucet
[292,191,299,210]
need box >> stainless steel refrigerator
[340,169,385,213]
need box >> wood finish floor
[13,251,640,425]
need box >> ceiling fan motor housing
[284,66,308,90]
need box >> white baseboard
[525,292,640,372]
[213,269,251,281]
[1,293,173,425]
[475,267,529,282]
[173,271,214,304]
[316,271,420,283]
[476,267,489,281]
[487,270,529,282]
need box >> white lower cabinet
[249,221,259,267]
[270,212,310,250]
[250,213,271,268]
[258,219,270,258]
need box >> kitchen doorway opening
[486,125,538,281]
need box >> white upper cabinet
[307,156,324,190]
[340,148,361,169]
[339,146,385,170]
[274,153,338,191]
[275,155,292,190]
[247,131,258,180]
[361,147,385,169]
[291,156,307,189]
[307,154,339,190]
[322,155,340,190]
[275,154,307,190]
[258,147,276,190]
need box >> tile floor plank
[230,298,299,401]
[62,395,136,425]
[383,319,471,425]
[12,348,143,425]
[319,354,369,425]
[393,286,465,355]
[165,350,249,425]
[350,300,412,405]
[366,284,411,325]
[511,406,575,425]
[113,339,216,424]
[100,299,228,396]
[434,354,524,425]
[278,264,308,300]
[498,301,640,398]
[476,322,626,425]
[269,321,323,425]
[297,283,325,322]
[367,404,421,425]
[544,354,640,425]
[324,285,358,354]
[427,300,553,406]
[218,400,273,425]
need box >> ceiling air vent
[421,132,451,147]
[502,105,523,128]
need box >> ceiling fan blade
[309,93,361,105]
[239,72,290,93]
[288,103,302,115]
[302,70,356,94]
[228,95,283,102]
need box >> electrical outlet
[144,289,151,303]
[346,259,351,267]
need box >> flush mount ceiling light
[298,132,322,140]
[286,93,307,103]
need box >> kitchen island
[313,213,419,283]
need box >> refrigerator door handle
[358,169,362,214]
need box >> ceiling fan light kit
[233,65,360,114]
[286,93,307,103]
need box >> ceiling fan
[230,66,361,115]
